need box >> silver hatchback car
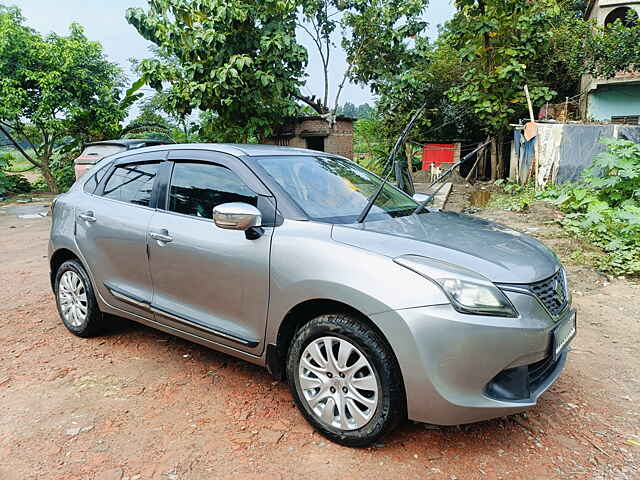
[49,144,576,446]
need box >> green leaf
[125,77,146,98]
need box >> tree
[339,102,358,118]
[581,13,640,78]
[127,0,428,139]
[356,103,374,119]
[124,99,175,142]
[0,6,131,192]
[371,0,640,180]
[445,0,562,178]
[335,102,375,119]
[298,0,428,114]
[126,0,308,142]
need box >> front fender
[264,220,449,345]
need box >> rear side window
[102,162,159,207]
[168,162,257,219]
[83,162,111,194]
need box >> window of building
[604,7,639,28]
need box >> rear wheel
[54,259,102,337]
[286,313,404,447]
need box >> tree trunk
[496,132,505,179]
[490,137,498,181]
[405,143,413,174]
[40,163,58,194]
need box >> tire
[54,259,102,338]
[286,313,405,447]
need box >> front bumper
[371,290,575,425]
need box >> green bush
[50,152,77,192]
[0,154,32,196]
[544,138,640,275]
[31,178,50,192]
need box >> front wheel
[286,313,405,447]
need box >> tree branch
[0,122,42,168]
[10,120,42,158]
[298,22,324,58]
[294,93,328,114]
[322,1,331,107]
[332,64,353,117]
[298,15,330,112]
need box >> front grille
[529,269,568,316]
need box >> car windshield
[255,155,419,224]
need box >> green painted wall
[587,84,640,122]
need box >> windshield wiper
[413,139,492,215]
[357,104,426,224]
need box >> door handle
[79,211,96,223]
[149,231,173,243]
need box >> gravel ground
[0,193,638,480]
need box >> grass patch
[0,147,37,172]
[488,180,537,212]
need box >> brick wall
[265,116,354,159]
[325,119,354,159]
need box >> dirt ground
[1,191,639,480]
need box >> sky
[6,0,456,108]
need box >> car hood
[331,210,559,284]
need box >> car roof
[108,143,343,159]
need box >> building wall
[265,117,354,159]
[587,84,640,121]
[324,120,354,159]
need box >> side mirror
[213,202,262,231]
[413,193,431,204]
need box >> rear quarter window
[101,162,159,207]
[83,161,112,194]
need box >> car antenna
[357,103,427,224]
[413,139,492,215]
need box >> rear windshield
[255,155,418,224]
[82,145,127,157]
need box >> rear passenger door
[75,152,164,319]
[147,150,275,355]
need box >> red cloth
[422,144,454,171]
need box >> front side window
[102,162,159,207]
[168,162,258,219]
[255,155,418,223]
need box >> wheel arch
[49,248,82,288]
[268,299,406,401]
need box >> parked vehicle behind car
[73,139,169,179]
[50,144,576,447]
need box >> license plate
[554,312,576,359]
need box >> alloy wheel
[298,336,379,431]
[58,270,88,327]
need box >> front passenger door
[147,155,274,354]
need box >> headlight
[394,255,518,318]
